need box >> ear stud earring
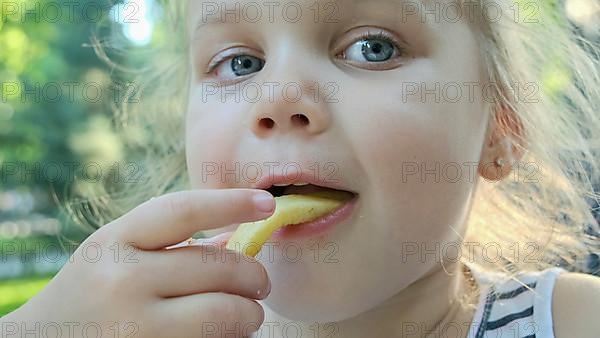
[494,157,505,167]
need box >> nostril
[258,118,275,129]
[291,114,309,127]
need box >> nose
[257,112,310,130]
[250,91,332,137]
[253,106,329,135]
[248,60,332,137]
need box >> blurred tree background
[0,0,599,318]
[0,0,160,315]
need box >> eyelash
[204,30,406,75]
[346,30,405,56]
[205,48,260,74]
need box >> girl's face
[186,0,490,321]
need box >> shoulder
[552,271,600,338]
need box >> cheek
[351,82,486,189]
[342,63,488,254]
[185,95,246,189]
[363,102,485,189]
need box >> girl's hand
[2,189,275,338]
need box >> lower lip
[270,195,359,240]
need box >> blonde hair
[68,0,599,299]
[462,0,600,275]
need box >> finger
[154,293,264,338]
[146,245,270,300]
[165,231,233,250]
[192,231,233,247]
[105,189,274,250]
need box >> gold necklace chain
[462,263,478,292]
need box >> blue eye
[345,37,399,63]
[212,54,265,80]
[231,55,264,76]
[335,30,407,70]
[361,39,395,62]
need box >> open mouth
[265,183,357,198]
[225,183,359,255]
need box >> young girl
[3,0,600,337]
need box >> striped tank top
[465,263,567,338]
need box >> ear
[478,101,526,181]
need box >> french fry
[225,190,354,257]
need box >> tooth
[273,183,289,187]
[292,182,309,186]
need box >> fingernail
[265,277,271,295]
[258,278,271,298]
[253,192,275,213]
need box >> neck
[257,262,478,338]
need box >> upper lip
[252,171,357,195]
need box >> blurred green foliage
[0,0,130,313]
[0,275,52,316]
[1,0,123,204]
[0,0,140,305]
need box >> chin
[263,290,377,322]
[261,258,404,323]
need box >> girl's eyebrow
[191,2,250,41]
[193,11,232,39]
